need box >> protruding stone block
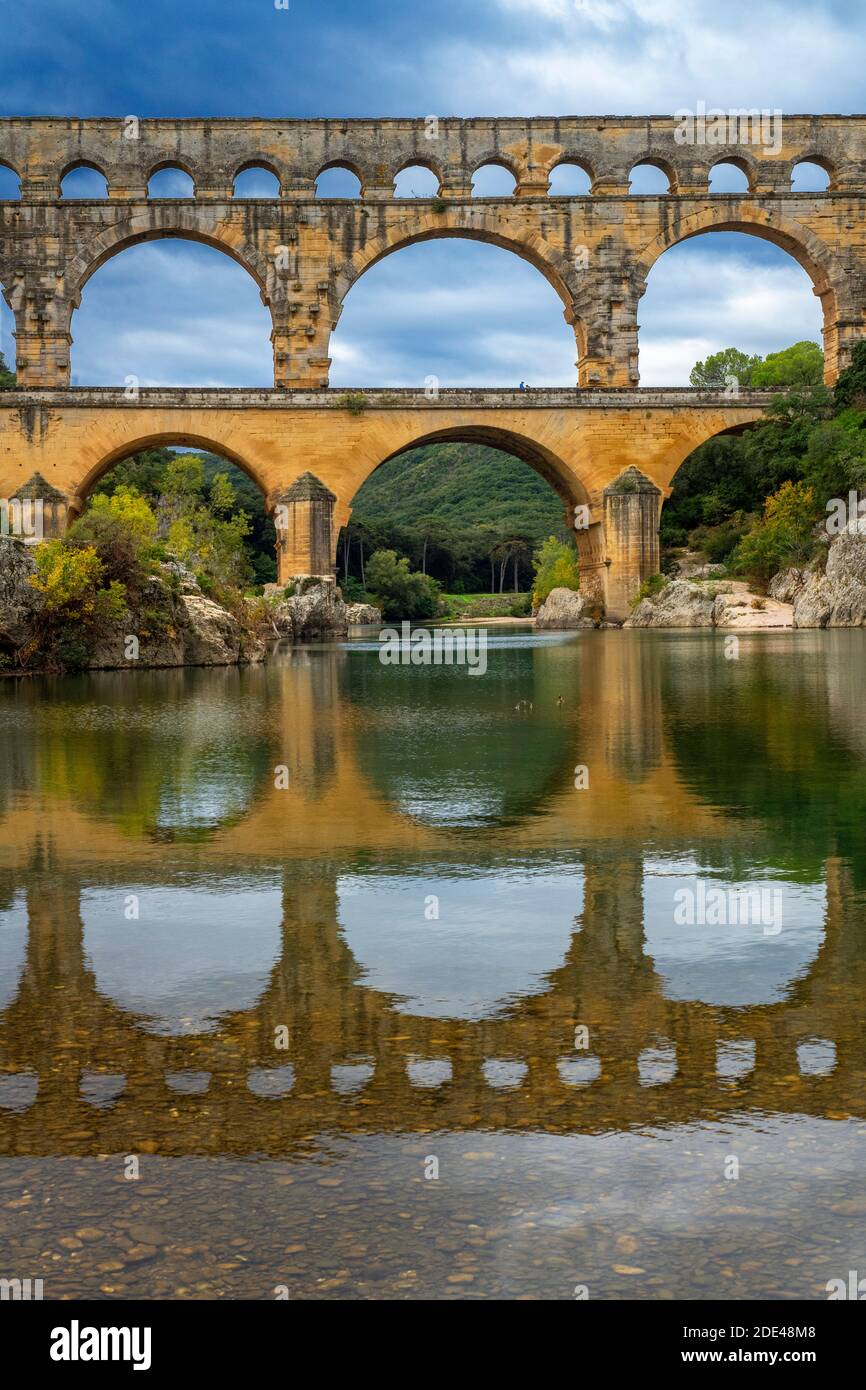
[603,466,662,622]
[272,472,336,583]
[4,472,68,542]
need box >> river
[1,628,865,1299]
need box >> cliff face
[0,538,40,655]
[0,540,266,671]
[771,531,866,628]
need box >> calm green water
[1,628,866,1300]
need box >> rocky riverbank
[625,579,794,630]
[0,539,383,673]
[624,531,866,631]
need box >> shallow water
[1,629,866,1299]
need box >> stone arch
[231,157,286,192]
[69,429,272,514]
[333,217,587,357]
[393,155,444,186]
[316,158,366,192]
[60,214,274,319]
[58,159,111,196]
[706,152,757,192]
[628,154,677,192]
[469,152,522,183]
[635,207,849,382]
[0,158,21,195]
[547,154,597,191]
[145,158,198,189]
[791,154,836,190]
[340,421,596,579]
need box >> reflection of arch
[335,222,584,351]
[338,868,581,1018]
[345,652,585,832]
[82,878,283,1035]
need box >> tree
[531,536,580,608]
[835,340,866,410]
[28,541,127,668]
[731,481,820,591]
[209,472,237,515]
[751,340,824,388]
[364,549,438,620]
[67,487,158,593]
[689,348,762,390]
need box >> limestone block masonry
[1,114,864,613]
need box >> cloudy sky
[1,0,861,387]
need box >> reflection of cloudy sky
[643,863,827,1007]
[3,0,857,385]
[338,869,582,1020]
[83,881,283,1035]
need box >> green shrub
[365,549,438,620]
[334,392,368,416]
[630,572,668,609]
[730,480,820,592]
[531,536,580,608]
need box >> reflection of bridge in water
[1,634,865,1153]
[0,853,863,1157]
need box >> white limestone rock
[534,587,598,629]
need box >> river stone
[534,587,597,629]
[346,602,382,625]
[624,579,715,628]
[271,577,349,640]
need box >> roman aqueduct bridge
[1,114,865,613]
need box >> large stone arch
[333,216,588,361]
[61,212,274,307]
[57,215,279,388]
[68,427,273,516]
[635,207,854,382]
[338,419,598,589]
